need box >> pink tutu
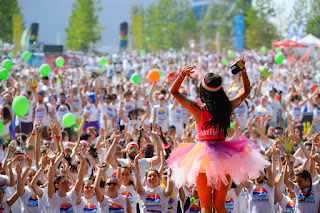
[167,137,270,189]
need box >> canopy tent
[273,39,308,47]
[294,34,320,46]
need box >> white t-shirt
[234,100,251,128]
[17,99,34,124]
[19,186,41,213]
[267,98,282,124]
[225,188,240,213]
[169,104,184,134]
[39,187,50,212]
[293,183,320,213]
[254,105,273,118]
[56,104,72,127]
[0,175,10,193]
[291,103,303,122]
[139,185,168,213]
[119,184,139,213]
[167,184,180,213]
[34,103,50,126]
[279,195,296,213]
[48,188,78,213]
[118,158,151,180]
[76,195,99,213]
[72,95,83,119]
[120,100,136,125]
[99,102,114,129]
[247,182,275,213]
[0,201,10,213]
[83,103,99,122]
[100,194,127,213]
[152,105,169,132]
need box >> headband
[12,154,25,162]
[202,79,221,92]
[88,129,97,136]
[80,140,89,147]
[126,142,139,152]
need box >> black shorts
[15,122,33,134]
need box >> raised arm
[283,164,295,191]
[93,168,104,203]
[170,65,201,122]
[230,59,251,111]
[6,162,22,207]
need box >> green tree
[137,0,198,50]
[306,0,320,37]
[0,0,22,43]
[65,0,105,52]
[244,0,278,49]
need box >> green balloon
[181,47,186,51]
[146,37,150,42]
[275,47,281,53]
[39,64,51,77]
[55,56,65,67]
[12,96,29,117]
[100,57,107,66]
[140,50,146,56]
[0,68,8,80]
[228,50,234,57]
[261,46,267,53]
[56,75,61,83]
[169,47,174,51]
[0,120,3,133]
[222,58,228,65]
[23,51,31,60]
[8,52,14,58]
[260,67,266,73]
[158,69,162,77]
[275,53,285,64]
[2,59,12,70]
[131,74,140,83]
[230,122,235,129]
[62,113,75,127]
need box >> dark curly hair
[199,73,232,137]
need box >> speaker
[29,23,39,44]
[43,45,63,54]
[120,22,128,50]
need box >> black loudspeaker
[43,45,63,54]
[120,22,128,50]
[29,23,39,44]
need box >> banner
[132,14,142,50]
[13,14,22,53]
[287,21,295,39]
[296,23,305,41]
[234,14,244,51]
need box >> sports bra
[196,106,225,141]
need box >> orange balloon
[148,69,161,82]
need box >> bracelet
[179,74,185,80]
[7,150,11,154]
[137,135,142,138]
[117,165,122,168]
[153,138,159,141]
[61,151,65,156]
[30,133,36,136]
[55,135,61,140]
[41,166,45,170]
[241,69,246,73]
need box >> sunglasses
[275,132,283,135]
[57,174,67,178]
[106,182,118,186]
[128,146,138,151]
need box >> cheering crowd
[0,49,320,212]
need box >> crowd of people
[0,48,320,212]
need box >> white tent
[298,34,320,45]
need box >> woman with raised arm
[167,60,269,213]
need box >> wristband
[30,133,36,136]
[117,165,122,169]
[55,135,61,140]
[61,151,65,156]
[137,135,142,138]
[41,166,45,170]
[7,150,11,154]
[241,69,246,73]
[153,138,159,141]
[26,166,30,169]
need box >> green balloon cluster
[261,46,267,53]
[23,51,31,60]
[100,57,107,66]
[228,50,234,57]
[0,68,8,80]
[62,113,75,127]
[39,64,51,77]
[8,52,14,58]
[13,96,29,117]
[275,53,285,64]
[0,120,3,133]
[131,74,140,83]
[55,57,65,67]
[275,47,281,53]
[222,58,228,65]
[2,59,12,70]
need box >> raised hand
[181,65,195,79]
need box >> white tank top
[225,188,240,213]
